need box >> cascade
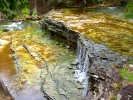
[42,8,133,100]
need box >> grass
[120,68,133,82]
[123,13,133,19]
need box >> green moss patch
[120,68,133,82]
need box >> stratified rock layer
[42,8,133,100]
[0,21,86,100]
[42,9,133,56]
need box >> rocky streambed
[42,8,133,100]
[0,21,87,100]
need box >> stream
[0,21,86,100]
[0,7,133,100]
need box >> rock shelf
[42,9,133,100]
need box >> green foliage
[42,30,48,35]
[124,0,133,19]
[66,0,73,6]
[8,14,17,20]
[123,13,133,19]
[120,68,133,82]
[32,8,37,17]
[0,0,29,19]
[22,7,30,17]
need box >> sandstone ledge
[42,9,133,100]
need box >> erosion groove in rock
[42,8,133,100]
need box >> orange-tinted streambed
[0,41,16,84]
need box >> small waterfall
[77,36,91,72]
[75,35,91,97]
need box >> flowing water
[47,7,133,56]
[43,7,133,100]
[0,7,133,100]
[0,20,86,100]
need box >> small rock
[31,52,38,57]
[92,75,99,78]
[72,71,75,74]
[3,29,10,32]
[56,42,59,45]
[35,57,42,61]
[101,98,105,100]
[77,85,84,89]
[117,94,122,100]
[66,45,70,49]
[71,60,79,65]
[67,66,73,69]
[129,64,133,68]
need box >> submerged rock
[3,29,10,32]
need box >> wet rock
[106,69,120,82]
[0,78,14,100]
[42,9,133,100]
[66,45,70,49]
[86,91,93,100]
[117,94,122,100]
[71,60,79,65]
[67,66,73,69]
[91,75,99,79]
[129,64,133,68]
[35,57,42,61]
[77,85,84,89]
[119,85,133,100]
[3,29,10,32]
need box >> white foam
[0,39,9,45]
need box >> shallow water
[0,21,85,100]
[0,37,16,85]
[47,8,133,56]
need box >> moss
[120,68,133,82]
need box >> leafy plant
[0,0,29,19]
[124,0,133,19]
[124,13,133,19]
[22,7,30,17]
[66,0,73,6]
[32,8,37,17]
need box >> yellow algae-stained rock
[0,20,82,100]
[42,8,133,100]
[43,9,133,56]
